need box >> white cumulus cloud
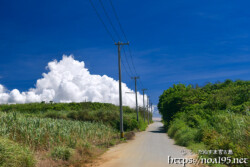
[0,55,147,107]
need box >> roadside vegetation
[0,102,151,167]
[158,80,249,166]
[0,137,35,167]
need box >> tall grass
[0,137,35,167]
[0,102,151,132]
[0,112,117,150]
[0,102,150,166]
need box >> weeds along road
[92,119,192,167]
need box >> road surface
[93,119,192,167]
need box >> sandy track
[90,120,192,167]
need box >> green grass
[50,146,74,161]
[0,112,117,150]
[0,137,35,167]
[0,102,151,132]
[0,102,152,166]
[0,102,118,114]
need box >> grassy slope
[0,102,151,167]
[158,80,249,166]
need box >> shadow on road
[149,126,166,133]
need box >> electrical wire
[109,0,139,76]
[89,0,116,42]
[122,48,134,77]
[98,0,135,79]
[90,0,147,94]
[109,0,128,41]
[98,0,121,40]
[121,55,132,78]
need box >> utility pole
[147,96,150,124]
[115,41,129,138]
[131,76,139,122]
[150,102,153,121]
[142,89,147,122]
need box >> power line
[109,0,128,41]
[98,0,121,40]
[121,55,132,77]
[89,0,115,42]
[99,0,136,80]
[122,48,135,77]
[109,0,139,78]
[139,79,145,89]
[90,0,146,93]
[127,46,139,76]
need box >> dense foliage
[158,80,250,165]
[0,102,117,113]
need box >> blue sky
[0,0,250,108]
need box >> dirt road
[94,119,192,167]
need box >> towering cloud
[0,55,147,108]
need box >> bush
[0,102,118,114]
[168,118,187,138]
[0,137,35,167]
[174,126,198,146]
[66,109,145,132]
[138,120,147,131]
[168,118,199,146]
[159,80,250,163]
[43,110,67,119]
[123,106,135,113]
[50,146,74,161]
[66,110,78,120]
[123,114,139,131]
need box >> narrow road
[94,119,192,167]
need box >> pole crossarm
[125,92,135,94]
[115,41,129,46]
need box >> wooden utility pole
[142,89,147,122]
[131,76,139,122]
[147,96,150,124]
[115,41,129,138]
[150,102,153,121]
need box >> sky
[0,0,250,115]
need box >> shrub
[173,125,198,146]
[66,110,78,120]
[76,110,95,121]
[159,80,250,163]
[50,146,73,161]
[167,118,186,138]
[0,137,35,167]
[66,109,144,132]
[138,120,147,131]
[43,110,67,119]
[123,114,139,131]
[123,106,135,113]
